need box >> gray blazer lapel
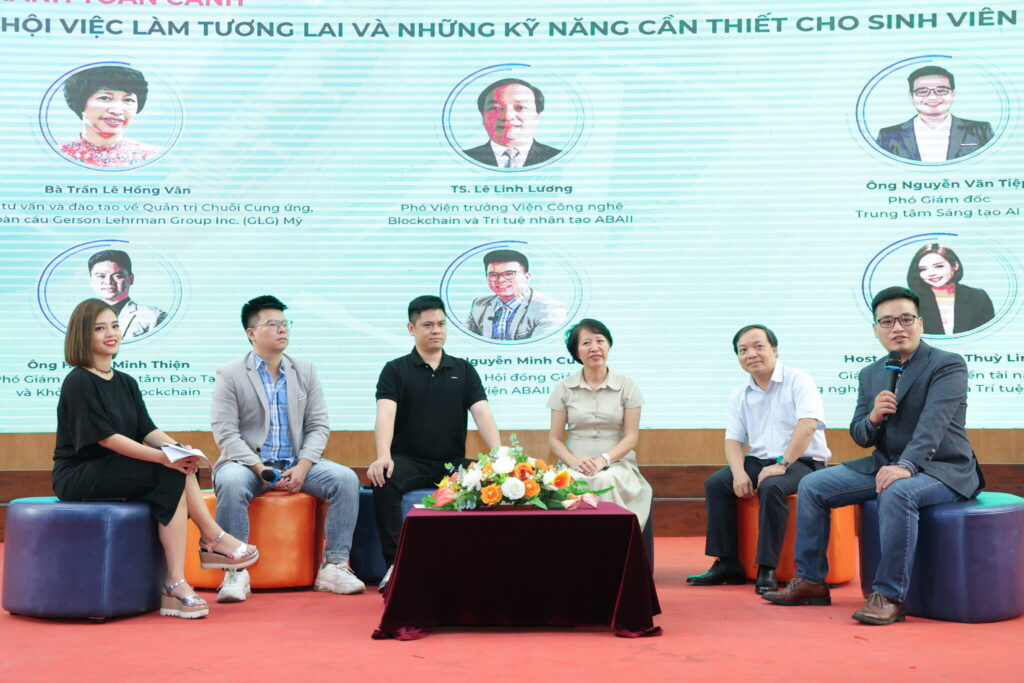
[245,353,271,432]
[895,342,932,401]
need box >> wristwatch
[775,457,791,470]
[600,453,612,468]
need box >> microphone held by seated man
[762,286,985,625]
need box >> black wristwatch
[775,457,791,470]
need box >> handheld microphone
[882,351,904,424]
[885,351,903,394]
[261,468,281,486]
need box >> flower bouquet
[421,435,613,511]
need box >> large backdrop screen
[2,1,1023,432]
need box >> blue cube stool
[3,499,164,621]
[350,487,433,584]
[859,492,1024,622]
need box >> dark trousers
[373,455,473,566]
[703,456,823,568]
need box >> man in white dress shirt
[687,325,831,594]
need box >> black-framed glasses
[912,86,951,97]
[486,270,523,281]
[252,320,293,331]
[875,314,920,329]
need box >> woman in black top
[54,299,259,618]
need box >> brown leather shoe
[852,591,906,625]
[762,577,831,606]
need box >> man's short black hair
[732,324,778,355]
[907,65,955,91]
[87,249,132,274]
[565,318,613,363]
[870,286,920,317]
[483,249,529,273]
[241,295,287,330]
[63,65,149,118]
[408,295,445,323]
[476,78,545,114]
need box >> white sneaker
[315,562,366,595]
[378,565,393,594]
[217,568,251,603]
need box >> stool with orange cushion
[736,491,856,584]
[185,490,319,589]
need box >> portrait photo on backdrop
[86,249,167,340]
[464,248,567,341]
[461,78,562,168]
[59,65,164,168]
[906,243,994,335]
[875,65,994,162]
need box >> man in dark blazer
[763,286,983,625]
[462,78,561,168]
[876,65,993,161]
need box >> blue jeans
[214,459,359,564]
[794,465,959,601]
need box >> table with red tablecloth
[372,503,662,639]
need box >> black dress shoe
[686,559,746,585]
[755,566,777,594]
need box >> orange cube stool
[736,492,856,584]
[185,491,320,589]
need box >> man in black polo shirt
[369,295,501,591]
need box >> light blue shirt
[725,362,831,462]
[253,353,295,468]
[489,290,527,340]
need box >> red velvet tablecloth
[372,503,661,639]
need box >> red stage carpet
[1,538,1020,681]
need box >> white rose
[461,467,483,491]
[501,477,526,501]
[542,469,558,491]
[492,454,516,475]
[494,446,512,458]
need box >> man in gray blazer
[763,286,983,624]
[211,295,363,602]
[465,249,566,341]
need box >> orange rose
[552,470,573,489]
[480,484,502,505]
[532,458,551,472]
[523,479,541,498]
[482,463,494,476]
[512,462,536,481]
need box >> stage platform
[2,537,1020,681]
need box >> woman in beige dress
[547,319,652,528]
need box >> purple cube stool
[3,501,164,621]
[859,492,1024,622]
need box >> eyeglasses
[252,320,293,331]
[912,86,952,97]
[486,270,523,281]
[875,314,920,329]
